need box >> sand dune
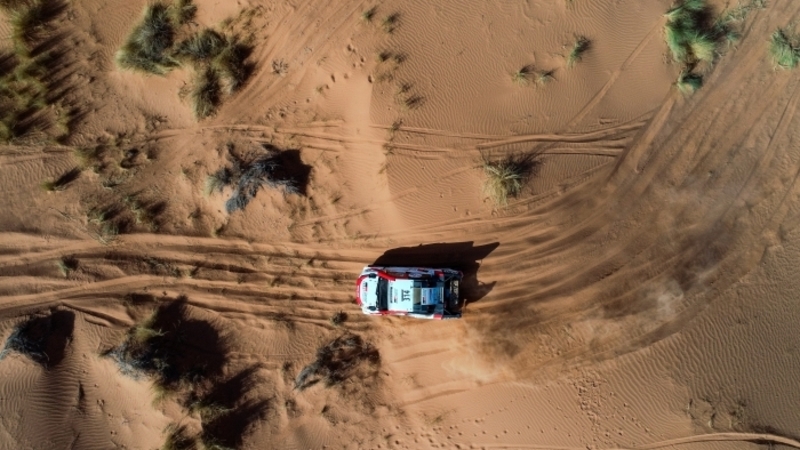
[2,0,800,448]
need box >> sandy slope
[2,0,800,449]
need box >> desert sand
[2,0,800,449]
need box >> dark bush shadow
[261,145,312,196]
[192,365,260,408]
[201,398,271,449]
[53,167,81,189]
[192,366,271,449]
[221,143,312,213]
[0,309,75,368]
[148,299,228,386]
[108,297,228,386]
[372,241,498,305]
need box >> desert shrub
[161,424,197,450]
[534,69,554,85]
[56,255,78,276]
[361,6,376,22]
[294,333,379,390]
[123,195,160,229]
[482,153,537,205]
[9,0,52,44]
[511,65,535,85]
[107,300,228,393]
[271,58,288,76]
[676,69,703,95]
[0,1,69,143]
[107,309,166,378]
[118,0,251,119]
[222,146,308,213]
[0,310,74,367]
[174,29,226,62]
[566,36,591,68]
[0,321,48,363]
[770,28,800,70]
[203,167,232,196]
[169,0,196,25]
[211,42,250,94]
[0,0,32,12]
[198,436,234,450]
[329,311,347,327]
[663,0,749,68]
[188,400,231,422]
[191,67,221,119]
[381,13,399,33]
[116,3,179,75]
[512,65,553,86]
[73,145,104,170]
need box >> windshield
[376,278,388,311]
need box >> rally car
[355,266,463,319]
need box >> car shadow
[371,241,498,307]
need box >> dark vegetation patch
[294,333,380,391]
[115,2,180,75]
[329,311,347,327]
[105,298,228,390]
[161,424,197,450]
[108,296,270,449]
[185,367,271,450]
[191,67,221,119]
[664,0,764,94]
[56,255,78,277]
[0,309,75,368]
[770,26,800,70]
[68,134,179,242]
[482,153,539,205]
[116,0,253,119]
[205,143,311,213]
[511,64,554,86]
[0,0,76,144]
[566,36,591,68]
[40,167,80,191]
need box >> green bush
[116,3,179,75]
[567,36,591,68]
[676,70,703,95]
[770,28,800,70]
[663,0,718,65]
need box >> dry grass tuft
[330,311,347,327]
[56,256,78,277]
[295,334,379,390]
[482,153,538,205]
[566,36,591,67]
[381,12,399,33]
[361,6,377,22]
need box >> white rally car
[355,266,463,319]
